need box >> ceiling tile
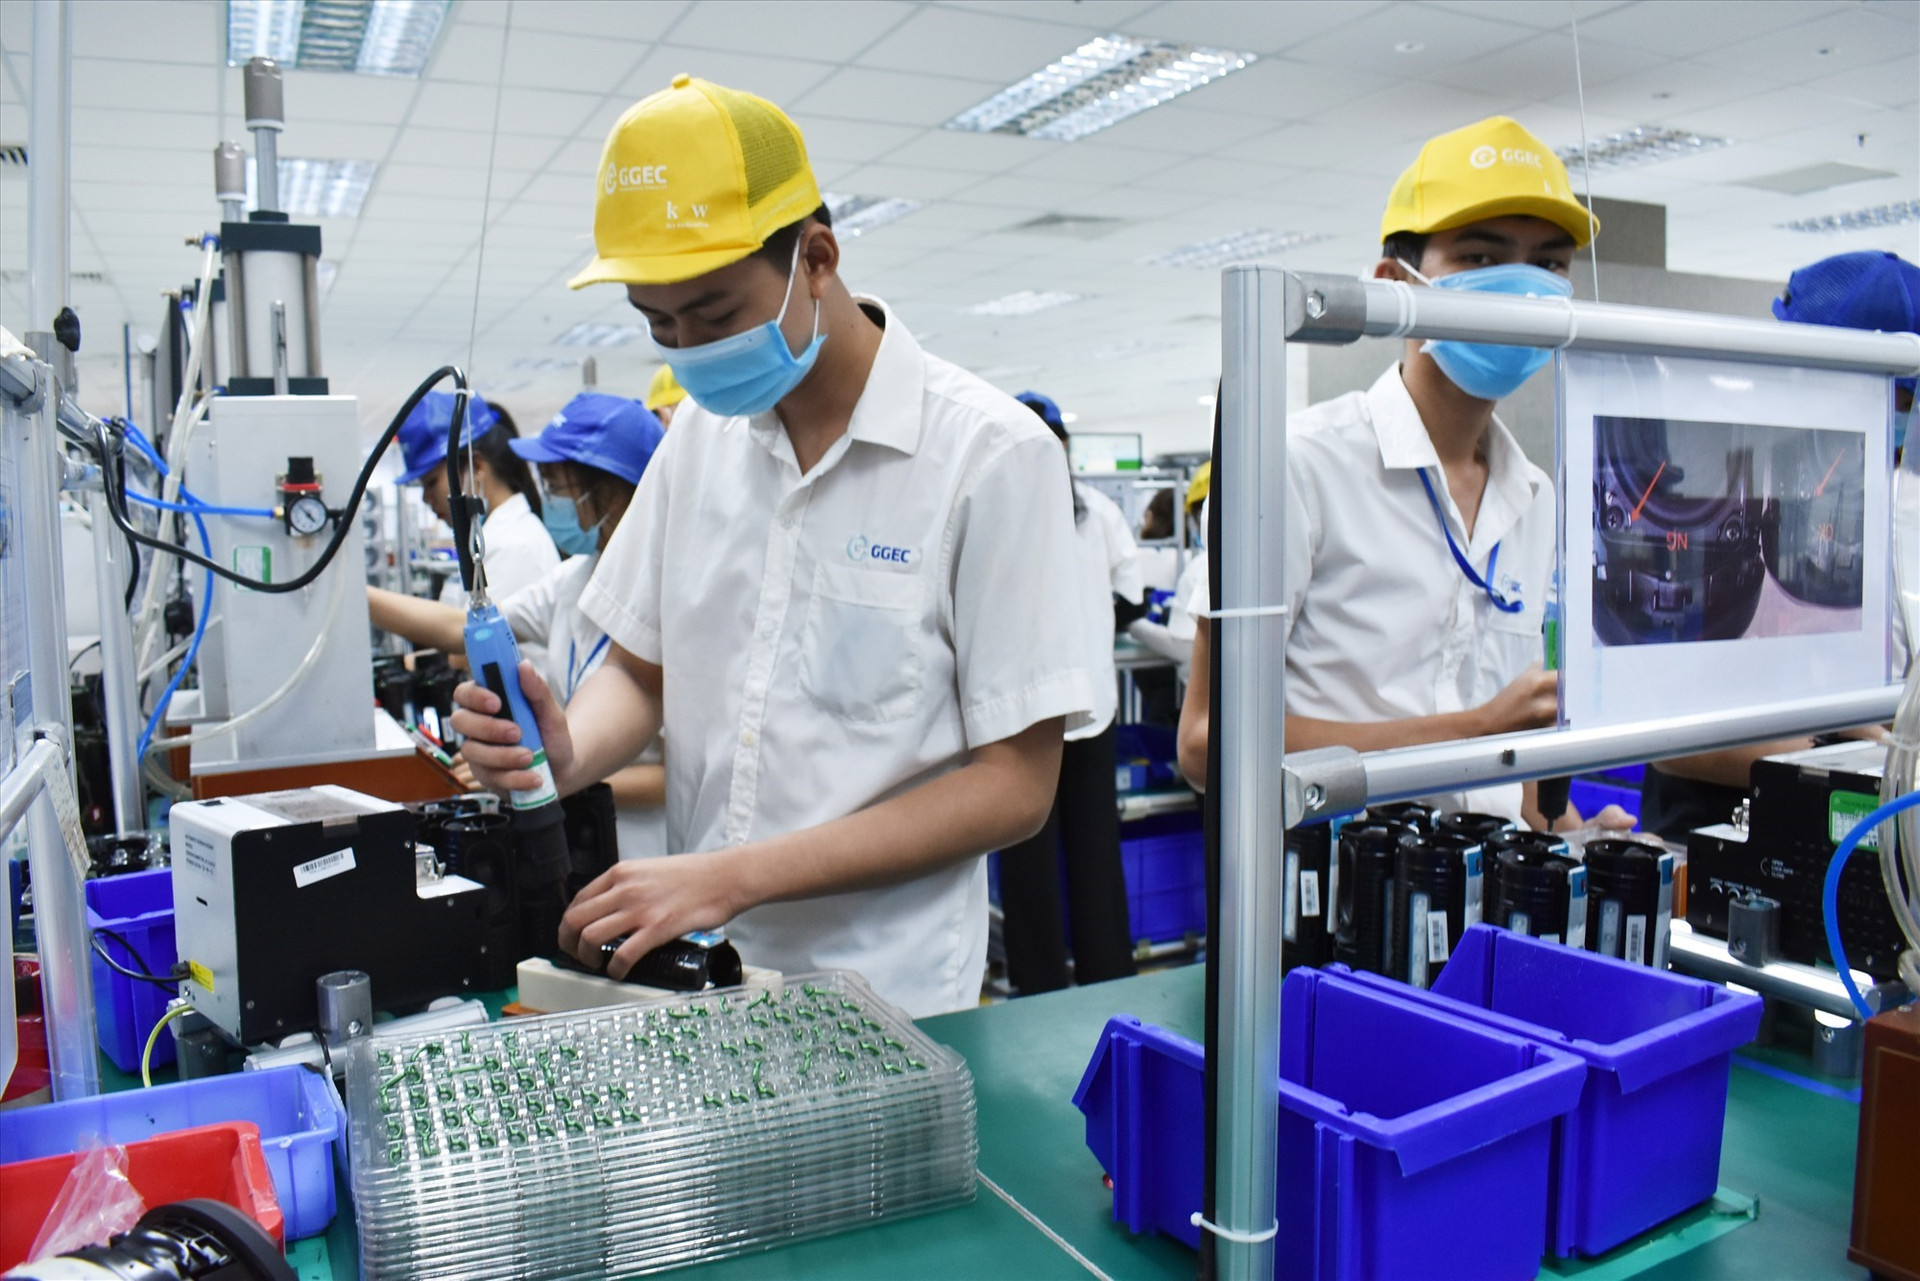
[1420,0,1633,27]
[855,7,1092,81]
[1005,141,1181,186]
[667,1,919,62]
[511,0,691,40]
[1692,5,1918,76]
[795,67,1004,128]
[1171,56,1397,122]
[832,162,989,202]
[1125,1,1389,56]
[501,31,651,90]
[1280,2,1538,69]
[622,46,838,104]
[1078,102,1279,154]
[73,0,218,65]
[1420,31,1670,99]
[791,116,921,164]
[73,58,218,112]
[283,71,420,125]
[1573,1,1852,60]
[879,128,1049,176]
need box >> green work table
[115,965,1868,1278]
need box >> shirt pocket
[800,562,927,724]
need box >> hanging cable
[1568,6,1601,301]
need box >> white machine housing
[184,394,374,772]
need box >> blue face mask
[1401,261,1573,401]
[653,239,825,419]
[541,494,601,557]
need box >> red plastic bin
[0,1121,284,1270]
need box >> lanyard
[1416,469,1523,614]
[566,633,611,702]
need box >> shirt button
[740,729,756,747]
[780,515,794,530]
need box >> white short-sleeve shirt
[439,491,561,676]
[1070,484,1144,739]
[1192,365,1555,822]
[580,297,1095,1016]
[499,554,665,862]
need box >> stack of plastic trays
[342,971,976,1279]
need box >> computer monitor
[1069,433,1143,473]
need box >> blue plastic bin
[1121,813,1206,945]
[1368,924,1763,1257]
[84,869,177,1072]
[1569,777,1640,823]
[0,1064,344,1240]
[1074,967,1586,1280]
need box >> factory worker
[1638,251,1919,839]
[646,363,687,428]
[371,393,669,859]
[394,390,560,626]
[996,392,1142,994]
[1178,116,1596,829]
[451,76,1093,1017]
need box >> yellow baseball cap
[645,363,686,411]
[1186,461,1211,513]
[570,75,823,289]
[1381,116,1598,248]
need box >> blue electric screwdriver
[445,389,571,960]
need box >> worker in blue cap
[372,392,670,857]
[395,390,559,614]
[1640,250,1920,840]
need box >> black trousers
[1000,723,1137,994]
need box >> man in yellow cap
[453,76,1092,1015]
[1180,116,1603,828]
[644,363,686,428]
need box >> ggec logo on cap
[1470,145,1498,169]
[1470,143,1546,172]
[605,163,670,194]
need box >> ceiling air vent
[1006,212,1128,240]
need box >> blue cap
[1775,252,1920,397]
[507,393,663,486]
[1016,390,1064,431]
[396,392,500,483]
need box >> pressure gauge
[286,493,330,537]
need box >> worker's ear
[800,221,839,301]
[1373,257,1412,283]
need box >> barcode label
[1626,914,1647,966]
[293,847,357,888]
[1300,870,1321,917]
[1284,851,1300,941]
[1428,910,1451,963]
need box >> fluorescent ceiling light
[554,323,646,347]
[1553,125,1730,171]
[244,156,377,218]
[945,33,1256,143]
[1145,228,1334,270]
[1779,199,1920,234]
[963,290,1088,317]
[821,192,922,238]
[228,0,450,76]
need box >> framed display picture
[1558,350,1895,729]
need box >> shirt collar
[742,295,926,461]
[1365,364,1541,505]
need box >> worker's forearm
[366,587,466,655]
[607,762,665,810]
[1654,740,1811,789]
[1284,708,1489,754]
[714,722,1062,912]
[555,661,661,796]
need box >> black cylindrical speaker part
[1391,831,1483,989]
[1585,839,1664,965]
[1334,821,1407,975]
[1484,831,1580,944]
[1364,801,1437,834]
[1283,823,1334,972]
[1438,810,1516,846]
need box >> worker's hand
[1475,666,1558,737]
[448,660,574,795]
[1551,803,1638,834]
[559,853,743,979]
[448,753,479,792]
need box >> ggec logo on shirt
[846,534,917,569]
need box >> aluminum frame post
[1211,264,1291,1276]
[88,490,144,832]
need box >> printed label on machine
[292,847,357,888]
[187,959,216,992]
[233,545,272,587]
[1829,790,1879,850]
[1299,869,1321,918]
[1427,908,1451,963]
[1625,914,1647,966]
[180,830,219,880]
[1283,851,1300,941]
